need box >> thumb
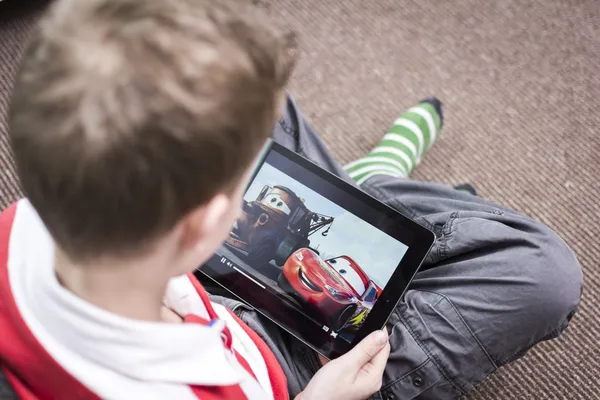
[344,329,388,367]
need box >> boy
[0,0,582,399]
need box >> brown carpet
[1,0,598,398]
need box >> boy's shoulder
[0,199,101,399]
[0,204,286,399]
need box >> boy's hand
[296,329,390,400]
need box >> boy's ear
[181,194,231,252]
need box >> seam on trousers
[498,302,580,366]
[431,296,445,308]
[398,309,466,396]
[499,335,546,366]
[278,118,307,157]
[432,214,499,372]
[387,196,420,222]
[358,176,445,240]
[381,358,431,391]
[280,97,311,158]
[358,180,414,218]
[278,116,296,138]
[567,303,580,323]
[416,289,499,371]
[438,212,457,261]
[447,297,498,370]
[362,181,434,233]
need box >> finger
[368,341,390,373]
[343,329,388,367]
[357,342,391,394]
[359,340,390,377]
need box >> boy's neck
[54,249,172,323]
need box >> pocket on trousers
[398,290,497,397]
[376,305,447,400]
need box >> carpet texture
[0,0,598,398]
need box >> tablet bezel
[196,139,435,359]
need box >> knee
[482,225,583,366]
[519,226,582,342]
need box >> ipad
[196,139,435,359]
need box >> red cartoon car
[278,248,382,332]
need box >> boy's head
[9,0,296,269]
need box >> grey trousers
[211,97,583,400]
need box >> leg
[272,96,354,183]
[228,96,583,399]
[358,177,582,399]
[344,98,443,184]
[273,96,443,183]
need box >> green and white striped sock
[344,98,443,185]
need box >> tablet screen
[198,140,433,358]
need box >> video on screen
[215,161,408,343]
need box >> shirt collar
[8,200,244,386]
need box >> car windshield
[363,285,378,303]
[318,258,341,280]
[327,257,366,295]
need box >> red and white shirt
[0,200,288,400]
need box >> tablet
[196,139,435,359]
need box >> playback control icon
[322,325,338,338]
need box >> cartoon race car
[278,248,382,332]
[226,185,334,266]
